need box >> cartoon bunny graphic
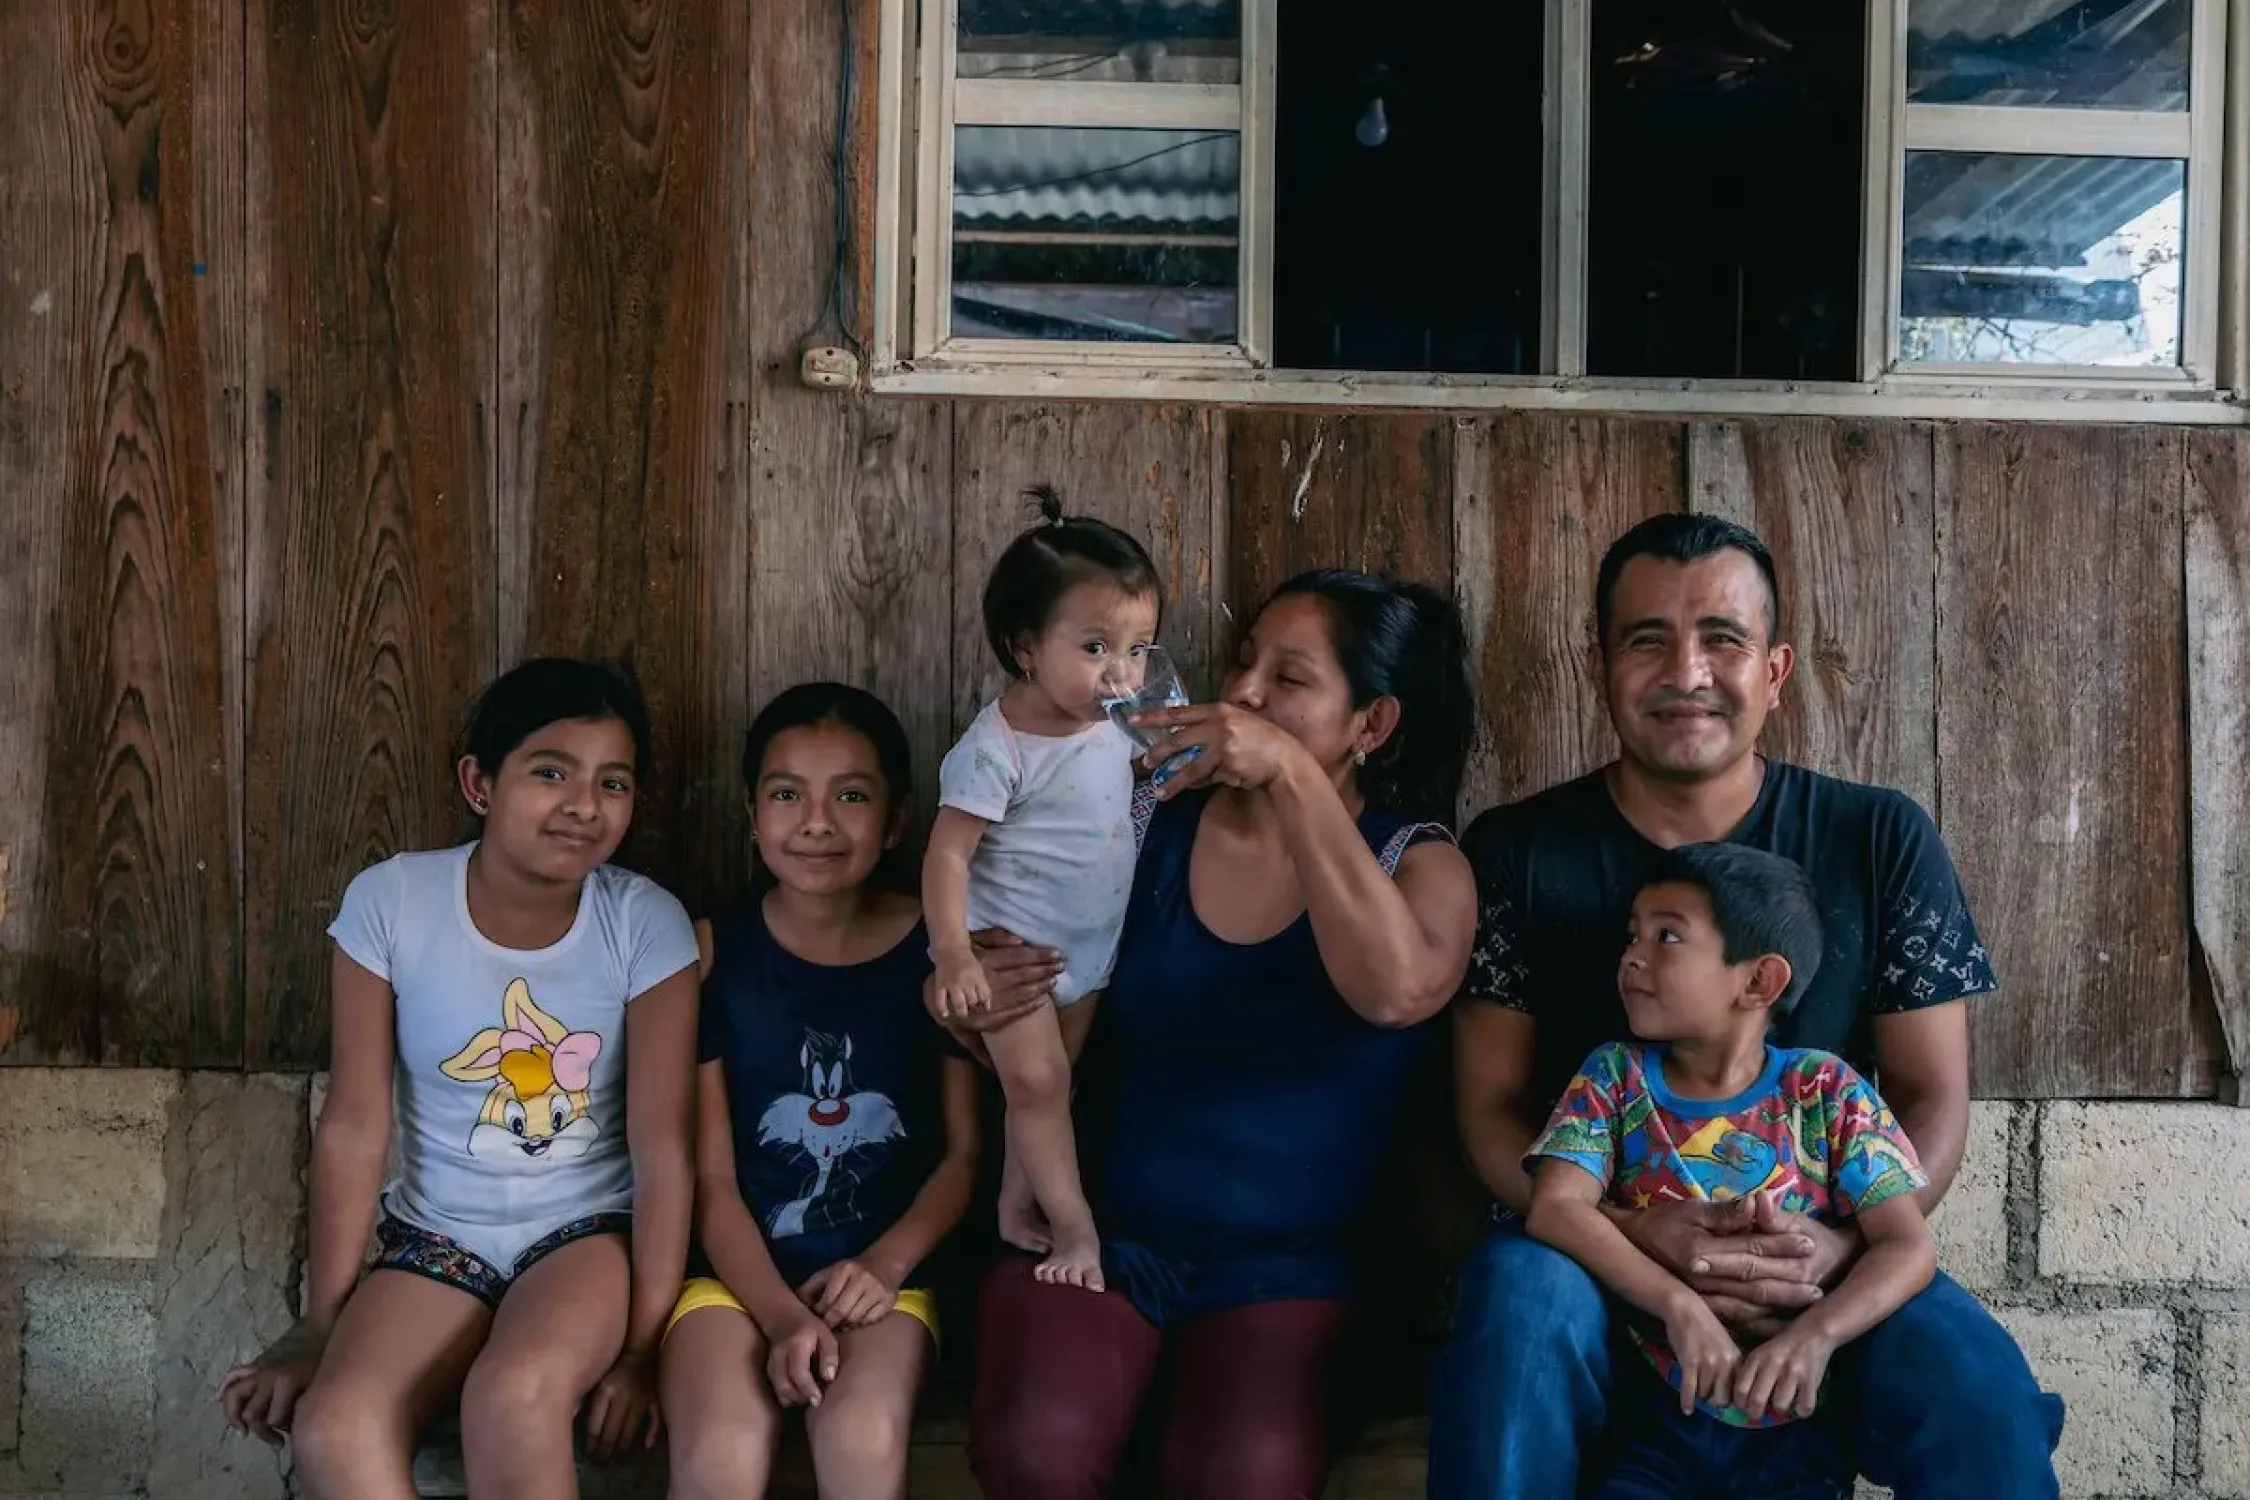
[440,978,604,1169]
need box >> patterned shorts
[372,1211,632,1309]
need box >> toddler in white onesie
[924,487,1165,1291]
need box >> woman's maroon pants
[968,1256,1350,1500]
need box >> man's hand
[1619,1196,1828,1331]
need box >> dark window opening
[1272,1,1545,374]
[1586,0,1867,381]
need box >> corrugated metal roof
[953,125,1238,231]
[959,0,1236,38]
[1905,152,2179,268]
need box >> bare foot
[1035,1227,1105,1293]
[998,1155,1053,1254]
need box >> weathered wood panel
[241,0,498,1068]
[950,404,1219,728]
[1227,411,1455,623]
[498,0,744,916]
[0,1,87,1057]
[0,2,241,1066]
[2187,430,2250,1099]
[747,0,954,809]
[1687,420,1938,812]
[1937,425,2201,1098]
[1454,416,1685,819]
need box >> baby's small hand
[933,946,992,1017]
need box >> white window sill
[869,361,2250,426]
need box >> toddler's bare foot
[998,1162,1052,1254]
[1035,1226,1105,1293]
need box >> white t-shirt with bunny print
[327,843,699,1269]
[938,701,1139,1007]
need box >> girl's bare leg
[985,1005,1101,1289]
[290,1269,494,1500]
[660,1304,786,1500]
[459,1233,631,1500]
[803,1312,933,1500]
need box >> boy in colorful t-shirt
[1526,842,1938,1499]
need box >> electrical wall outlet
[800,345,859,390]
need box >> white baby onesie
[938,702,1139,1006]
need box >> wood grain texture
[243,0,498,1068]
[0,0,86,1057]
[1226,410,1455,624]
[1687,420,1938,812]
[749,0,953,816]
[1937,425,2201,1098]
[499,0,742,916]
[4,1,240,1065]
[1454,416,1685,819]
[2187,430,2250,1099]
[949,403,1218,725]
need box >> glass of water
[1101,646,1204,786]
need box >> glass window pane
[1907,0,2190,111]
[1270,0,1544,373]
[1587,0,1867,380]
[957,0,1240,84]
[951,125,1239,343]
[1899,151,2183,366]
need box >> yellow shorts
[664,1276,940,1354]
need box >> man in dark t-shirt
[1427,515,2064,1500]
[1476,759,1997,1115]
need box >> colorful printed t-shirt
[327,843,700,1271]
[1528,1041,1928,1427]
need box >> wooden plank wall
[0,0,2244,1101]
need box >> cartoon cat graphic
[440,978,603,1170]
[757,1029,903,1240]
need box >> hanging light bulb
[1355,93,1389,147]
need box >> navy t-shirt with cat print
[697,900,945,1287]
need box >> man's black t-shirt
[1460,760,1998,1111]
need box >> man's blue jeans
[1427,1217,2066,1500]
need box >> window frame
[1869,0,2230,387]
[871,0,2250,421]
[888,0,1276,370]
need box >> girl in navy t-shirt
[659,683,979,1499]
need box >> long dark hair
[739,681,917,890]
[982,485,1163,677]
[1267,570,1473,826]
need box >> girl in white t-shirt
[925,487,1162,1291]
[218,657,701,1498]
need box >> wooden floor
[410,1408,1431,1498]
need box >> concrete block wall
[1,1072,299,1500]
[4,1076,2248,1498]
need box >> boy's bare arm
[1529,1158,1744,1413]
[1731,1192,1936,1418]
[1786,1194,1935,1347]
[1528,1159,1698,1323]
